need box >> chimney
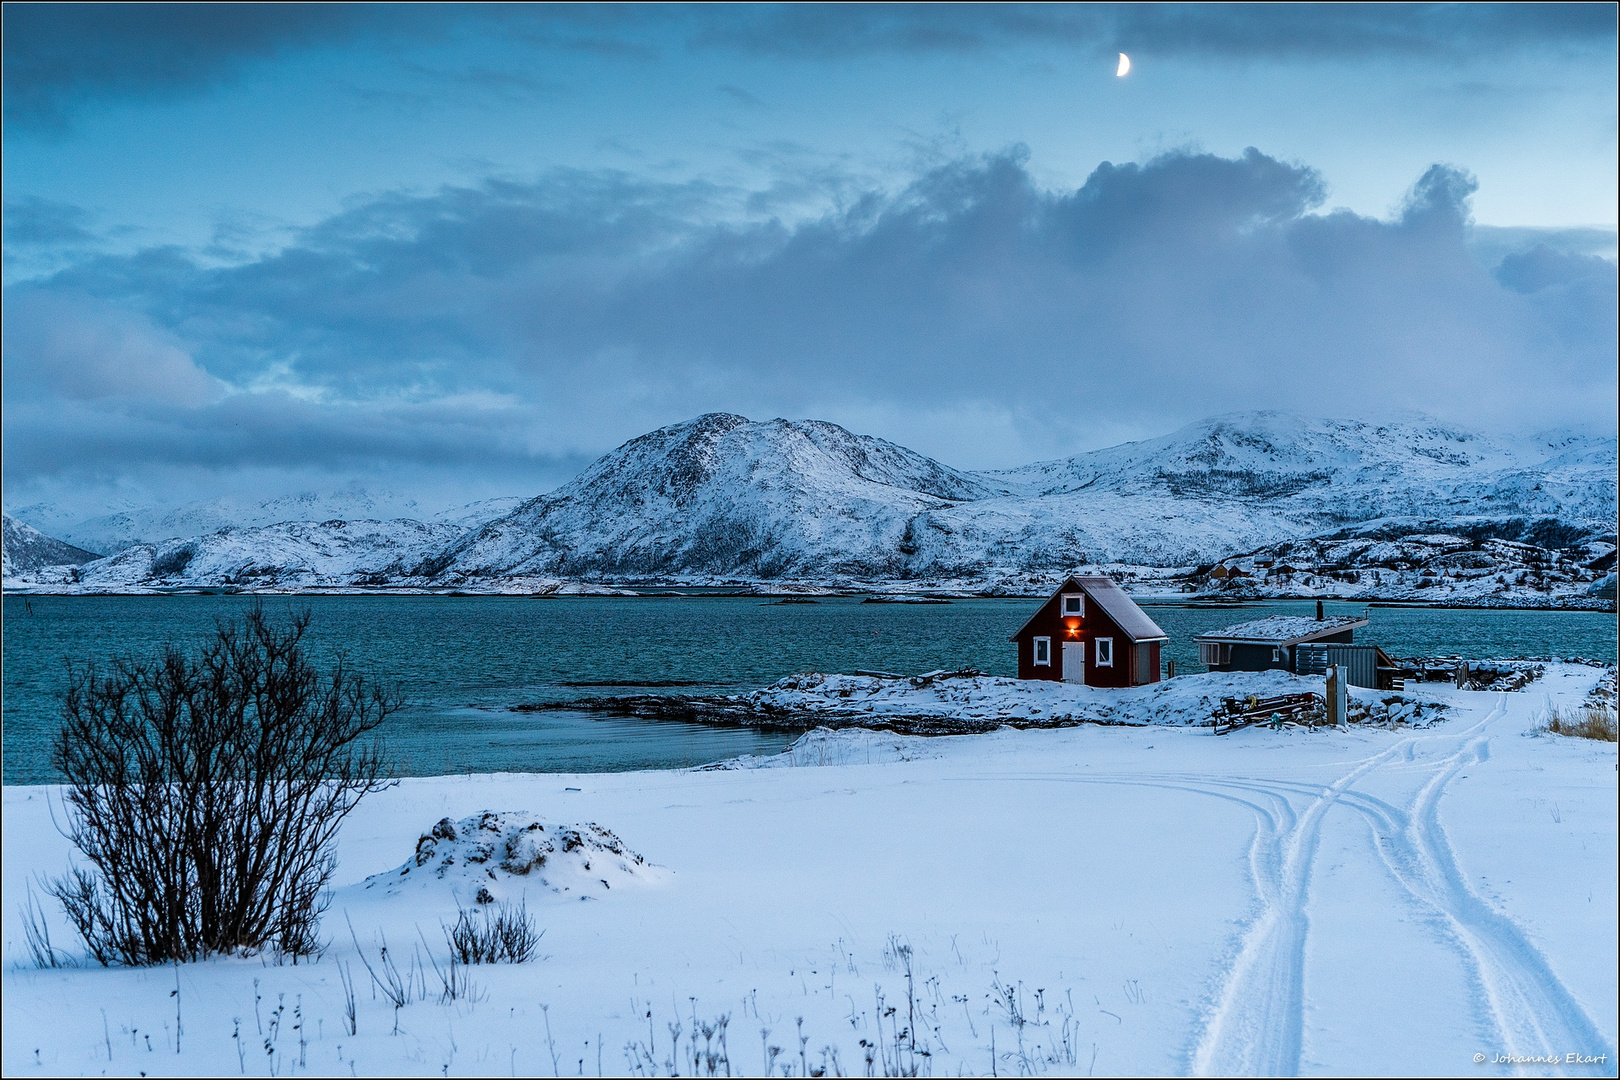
[1315,599,1324,621]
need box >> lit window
[1060,593,1084,616]
[1095,637,1113,667]
[1033,637,1051,666]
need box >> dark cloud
[7,4,1612,131]
[2,2,378,129]
[685,3,1616,60]
[1496,246,1619,294]
[4,147,1615,504]
[2,196,100,246]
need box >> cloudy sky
[3,3,1616,518]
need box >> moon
[1116,52,1131,77]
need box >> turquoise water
[3,595,1613,783]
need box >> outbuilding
[1010,575,1168,686]
[1194,606,1401,689]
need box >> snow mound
[715,727,947,769]
[363,811,667,904]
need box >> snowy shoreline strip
[522,670,1451,736]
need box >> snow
[1192,615,1366,643]
[365,812,669,907]
[734,669,1372,730]
[4,664,1614,1076]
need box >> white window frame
[1199,642,1230,666]
[1060,593,1085,617]
[1095,636,1114,667]
[1272,647,1284,663]
[1033,636,1051,666]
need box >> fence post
[1331,665,1349,729]
[1326,665,1340,728]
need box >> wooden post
[1326,665,1340,728]
[1167,659,1176,679]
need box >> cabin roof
[1009,575,1168,642]
[1193,614,1368,646]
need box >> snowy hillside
[12,490,523,554]
[63,519,467,591]
[0,514,102,579]
[6,411,1614,601]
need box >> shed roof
[1193,614,1368,646]
[1009,575,1168,642]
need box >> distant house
[1010,576,1167,686]
[1194,607,1401,689]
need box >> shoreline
[3,585,1612,612]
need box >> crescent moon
[1117,52,1131,77]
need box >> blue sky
[3,3,1616,517]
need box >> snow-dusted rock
[363,811,666,905]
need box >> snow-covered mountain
[421,413,1003,582]
[13,490,524,555]
[1,514,102,579]
[67,519,469,592]
[5,411,1614,601]
[425,412,1615,585]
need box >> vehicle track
[977,695,1613,1076]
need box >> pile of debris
[1214,693,1325,734]
[1399,658,1545,691]
[1213,690,1447,734]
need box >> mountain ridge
[5,410,1614,602]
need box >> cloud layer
[7,3,1613,130]
[2,146,1615,511]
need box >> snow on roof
[1194,614,1368,645]
[1072,575,1168,642]
[1012,575,1167,641]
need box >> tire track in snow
[1383,701,1614,1069]
[1189,698,1613,1076]
[1225,709,1615,1071]
[1186,738,1425,1078]
[973,701,1613,1075]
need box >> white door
[1062,641,1086,684]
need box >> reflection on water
[3,594,1613,783]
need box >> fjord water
[3,595,1614,784]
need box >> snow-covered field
[3,666,1615,1076]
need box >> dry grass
[1542,704,1618,742]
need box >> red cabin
[1009,575,1168,687]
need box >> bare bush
[50,605,397,965]
[446,899,542,964]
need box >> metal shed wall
[1296,644,1378,688]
